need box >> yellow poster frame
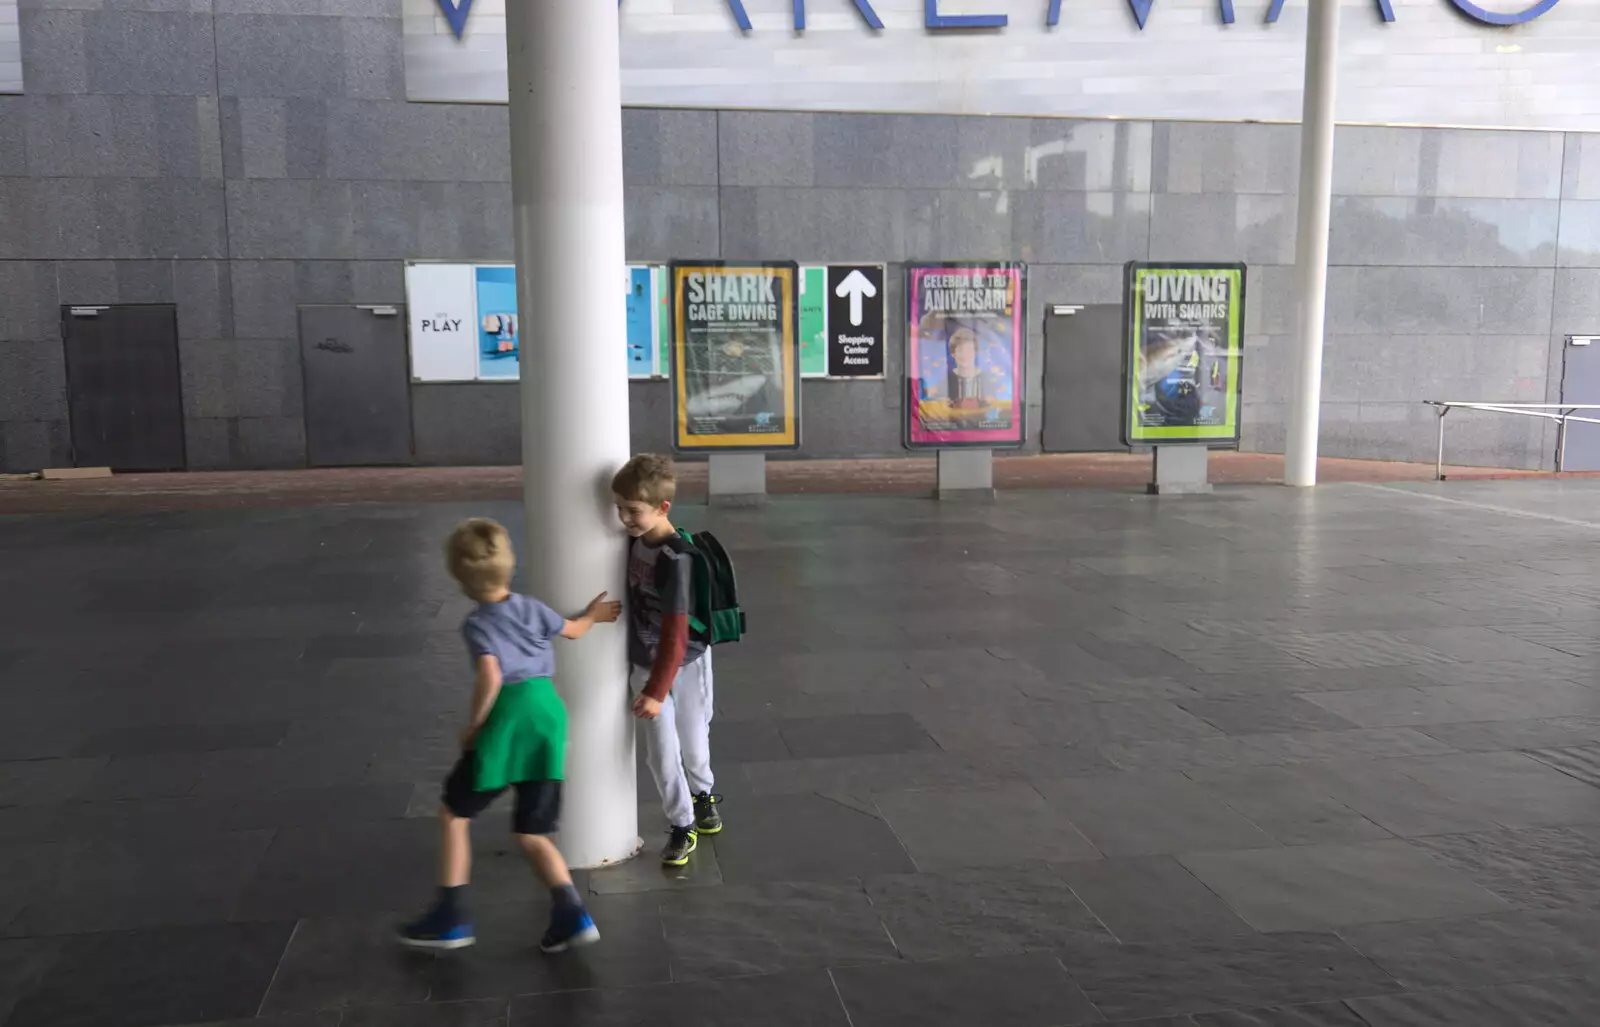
[670,262,801,451]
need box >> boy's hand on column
[586,592,623,624]
[632,695,662,720]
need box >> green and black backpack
[659,529,745,645]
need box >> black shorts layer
[441,752,562,836]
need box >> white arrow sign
[834,269,877,327]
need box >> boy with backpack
[611,454,743,866]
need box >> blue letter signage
[1444,0,1561,25]
[438,0,471,39]
[442,0,1563,39]
[924,0,1008,29]
[794,0,885,31]
[1265,0,1394,21]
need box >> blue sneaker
[398,907,476,951]
[539,906,600,954]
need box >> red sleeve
[643,614,688,701]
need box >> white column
[506,0,638,867]
[1284,0,1341,488]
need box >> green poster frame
[1121,262,1247,447]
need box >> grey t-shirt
[625,536,708,670]
[462,593,566,683]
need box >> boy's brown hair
[445,518,515,602]
[611,453,677,507]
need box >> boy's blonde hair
[611,453,677,506]
[445,518,515,602]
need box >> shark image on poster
[681,333,786,427]
[684,373,770,417]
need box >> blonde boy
[399,518,620,953]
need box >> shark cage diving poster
[670,261,801,451]
[1122,262,1246,447]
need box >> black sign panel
[825,264,886,378]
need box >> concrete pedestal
[1148,446,1212,495]
[708,452,767,506]
[936,449,995,501]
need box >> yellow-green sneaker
[693,792,724,835]
[661,825,698,867]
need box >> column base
[568,836,645,870]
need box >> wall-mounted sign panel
[1,0,22,94]
[670,261,800,451]
[825,264,886,379]
[799,267,827,379]
[626,265,670,380]
[405,264,478,383]
[474,265,518,379]
[798,264,886,379]
[1122,262,1246,446]
[402,0,1589,131]
[905,262,1027,450]
[406,261,670,383]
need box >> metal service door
[62,304,187,471]
[1559,336,1600,471]
[298,304,414,467]
[1041,303,1127,453]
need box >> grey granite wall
[1,2,1596,472]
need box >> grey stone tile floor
[4,479,1600,1024]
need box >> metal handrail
[1425,401,1600,480]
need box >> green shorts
[470,677,568,791]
